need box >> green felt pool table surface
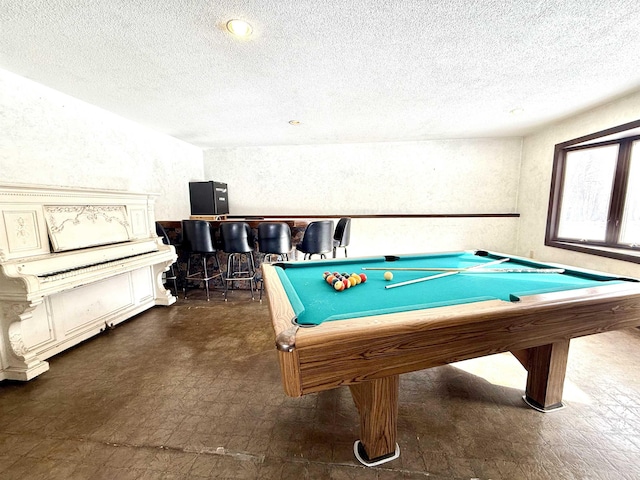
[274,250,624,326]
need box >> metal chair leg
[169,265,178,294]
[224,254,232,301]
[202,256,210,301]
[248,252,255,300]
[224,252,256,301]
[184,256,192,299]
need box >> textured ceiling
[2,0,640,148]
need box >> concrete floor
[1,288,639,479]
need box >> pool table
[262,250,640,466]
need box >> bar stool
[296,220,334,260]
[258,222,292,262]
[155,222,178,295]
[220,222,256,301]
[332,217,352,258]
[182,220,222,301]
[257,222,292,301]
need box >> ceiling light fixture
[226,19,253,38]
[288,120,301,125]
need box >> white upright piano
[0,183,177,381]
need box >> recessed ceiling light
[288,120,301,125]
[226,19,252,38]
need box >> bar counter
[156,218,312,294]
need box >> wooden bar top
[159,212,521,230]
[157,217,310,230]
[189,216,309,228]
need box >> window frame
[545,119,640,264]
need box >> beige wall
[0,68,203,220]
[517,90,640,277]
[204,139,523,257]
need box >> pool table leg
[515,339,570,412]
[348,375,400,466]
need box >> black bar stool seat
[182,220,222,301]
[257,222,292,301]
[296,220,334,260]
[333,217,352,258]
[220,222,256,301]
[155,222,178,295]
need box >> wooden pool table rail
[264,263,640,398]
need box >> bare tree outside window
[557,146,617,241]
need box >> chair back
[155,222,171,245]
[333,217,351,248]
[220,222,254,254]
[182,220,217,254]
[298,220,334,254]
[258,222,292,255]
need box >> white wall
[0,68,203,220]
[204,139,522,256]
[517,90,640,278]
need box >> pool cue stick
[464,258,510,268]
[460,268,565,274]
[385,257,510,289]
[364,267,475,271]
[385,270,460,289]
[367,257,511,272]
[366,267,564,273]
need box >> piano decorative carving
[0,183,177,381]
[1,299,49,380]
[44,205,131,251]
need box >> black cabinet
[189,181,229,215]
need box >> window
[620,142,640,244]
[546,119,640,263]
